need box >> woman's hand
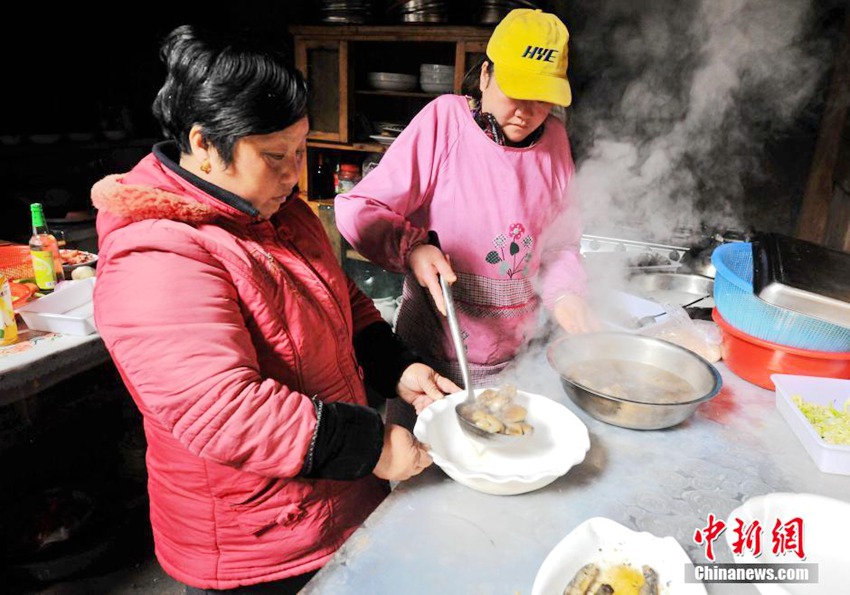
[553,293,601,334]
[396,362,461,414]
[373,424,432,481]
[407,243,456,316]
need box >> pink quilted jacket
[92,151,387,589]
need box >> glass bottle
[0,273,18,345]
[335,163,362,195]
[312,153,335,199]
[29,203,63,291]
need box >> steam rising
[517,0,839,389]
[569,0,835,241]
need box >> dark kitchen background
[1,0,846,245]
[0,0,846,592]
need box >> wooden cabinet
[796,12,850,251]
[290,25,492,260]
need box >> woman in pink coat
[91,25,457,594]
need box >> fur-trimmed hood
[92,151,256,246]
[92,173,217,224]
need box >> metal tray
[752,233,850,330]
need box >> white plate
[380,124,406,135]
[369,134,396,146]
[725,493,850,594]
[532,517,706,595]
[414,389,590,495]
[772,374,850,475]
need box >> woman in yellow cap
[335,9,595,428]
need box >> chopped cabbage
[792,395,850,445]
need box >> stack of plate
[368,122,406,146]
[473,0,545,25]
[419,63,454,94]
[387,0,449,23]
[367,72,418,92]
[318,0,375,24]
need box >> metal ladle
[440,274,524,447]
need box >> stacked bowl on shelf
[710,242,850,389]
[367,71,418,92]
[419,63,454,94]
[318,0,376,24]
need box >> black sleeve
[300,399,385,480]
[353,321,423,402]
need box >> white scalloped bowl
[725,493,850,594]
[414,389,590,495]
[532,517,707,595]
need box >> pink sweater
[336,95,585,381]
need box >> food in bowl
[565,561,659,595]
[565,360,697,403]
[792,395,850,445]
[413,389,589,495]
[455,384,533,436]
[531,517,706,595]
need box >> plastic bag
[638,304,723,362]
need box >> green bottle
[29,203,63,291]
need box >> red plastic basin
[712,309,850,390]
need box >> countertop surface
[302,347,849,595]
[0,327,106,406]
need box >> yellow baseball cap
[486,8,572,107]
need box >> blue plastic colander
[711,242,850,352]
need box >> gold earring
[200,159,211,174]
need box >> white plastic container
[18,278,96,336]
[772,373,850,475]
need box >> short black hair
[152,24,308,165]
[461,58,495,101]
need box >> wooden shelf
[307,139,388,153]
[290,25,492,43]
[355,90,442,99]
[293,24,490,262]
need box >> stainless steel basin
[547,332,722,430]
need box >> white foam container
[772,373,850,475]
[18,278,97,336]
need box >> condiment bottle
[29,203,63,291]
[335,163,362,195]
[0,273,18,346]
[312,153,335,199]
